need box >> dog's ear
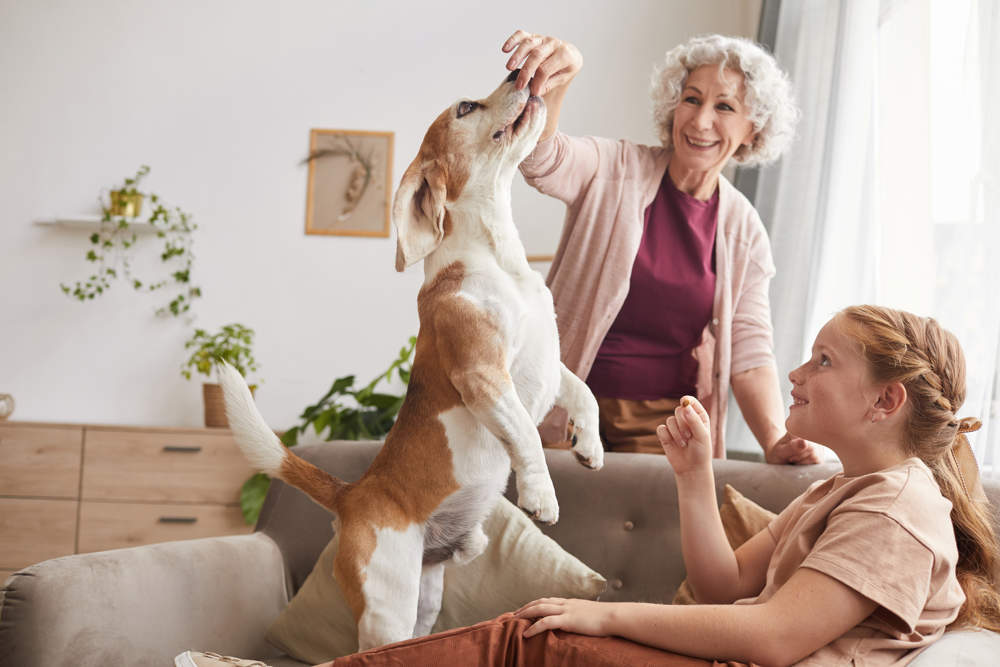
[393,159,447,272]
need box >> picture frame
[304,128,394,237]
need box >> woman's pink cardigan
[520,132,778,455]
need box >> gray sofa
[2,441,998,666]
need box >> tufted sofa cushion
[257,441,843,603]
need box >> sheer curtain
[728,0,882,459]
[729,0,1000,470]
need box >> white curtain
[727,0,882,459]
[728,0,1000,471]
[934,0,1000,474]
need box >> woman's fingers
[502,29,532,54]
[791,444,822,465]
[516,42,557,92]
[518,41,561,93]
[505,33,542,73]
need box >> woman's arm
[516,568,877,666]
[502,30,582,141]
[657,399,774,602]
[731,365,821,464]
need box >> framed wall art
[304,128,394,237]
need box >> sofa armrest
[0,532,289,667]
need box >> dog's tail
[217,361,348,514]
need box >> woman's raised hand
[501,30,582,97]
[657,396,713,475]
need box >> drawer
[0,424,83,498]
[82,428,257,503]
[0,498,78,569]
[78,500,251,553]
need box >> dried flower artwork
[304,129,393,237]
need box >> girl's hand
[514,597,611,638]
[656,396,712,476]
[501,30,582,97]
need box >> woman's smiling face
[786,317,883,449]
[670,65,757,175]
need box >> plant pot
[202,382,256,429]
[108,190,143,217]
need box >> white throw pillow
[266,496,606,664]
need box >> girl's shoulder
[831,459,955,549]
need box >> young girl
[179,306,1000,665]
[509,305,1000,665]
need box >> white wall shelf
[34,216,157,232]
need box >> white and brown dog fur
[218,70,603,651]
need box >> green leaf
[279,427,299,448]
[240,473,271,525]
[330,375,356,394]
[361,392,402,410]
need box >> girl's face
[786,317,883,450]
[670,65,757,175]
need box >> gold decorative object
[108,190,143,217]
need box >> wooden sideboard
[0,421,257,581]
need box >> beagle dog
[218,70,603,652]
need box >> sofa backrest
[256,441,1000,604]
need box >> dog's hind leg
[451,522,488,565]
[353,524,424,651]
[413,562,445,637]
[555,363,604,470]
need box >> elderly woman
[504,31,820,465]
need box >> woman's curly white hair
[651,34,799,167]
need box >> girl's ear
[871,382,907,423]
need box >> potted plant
[108,164,148,217]
[181,323,261,428]
[61,164,202,317]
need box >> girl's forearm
[603,601,778,665]
[674,468,741,602]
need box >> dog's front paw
[517,473,559,524]
[568,418,604,470]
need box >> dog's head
[392,71,546,271]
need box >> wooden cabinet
[0,421,256,574]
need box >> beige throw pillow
[672,484,777,605]
[266,496,607,664]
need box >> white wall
[0,0,760,430]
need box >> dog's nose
[506,69,520,83]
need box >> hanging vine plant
[60,165,202,317]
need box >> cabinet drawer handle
[158,516,198,524]
[163,445,202,453]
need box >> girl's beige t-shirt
[737,458,966,665]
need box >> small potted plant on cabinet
[181,323,261,428]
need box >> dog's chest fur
[412,256,560,557]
